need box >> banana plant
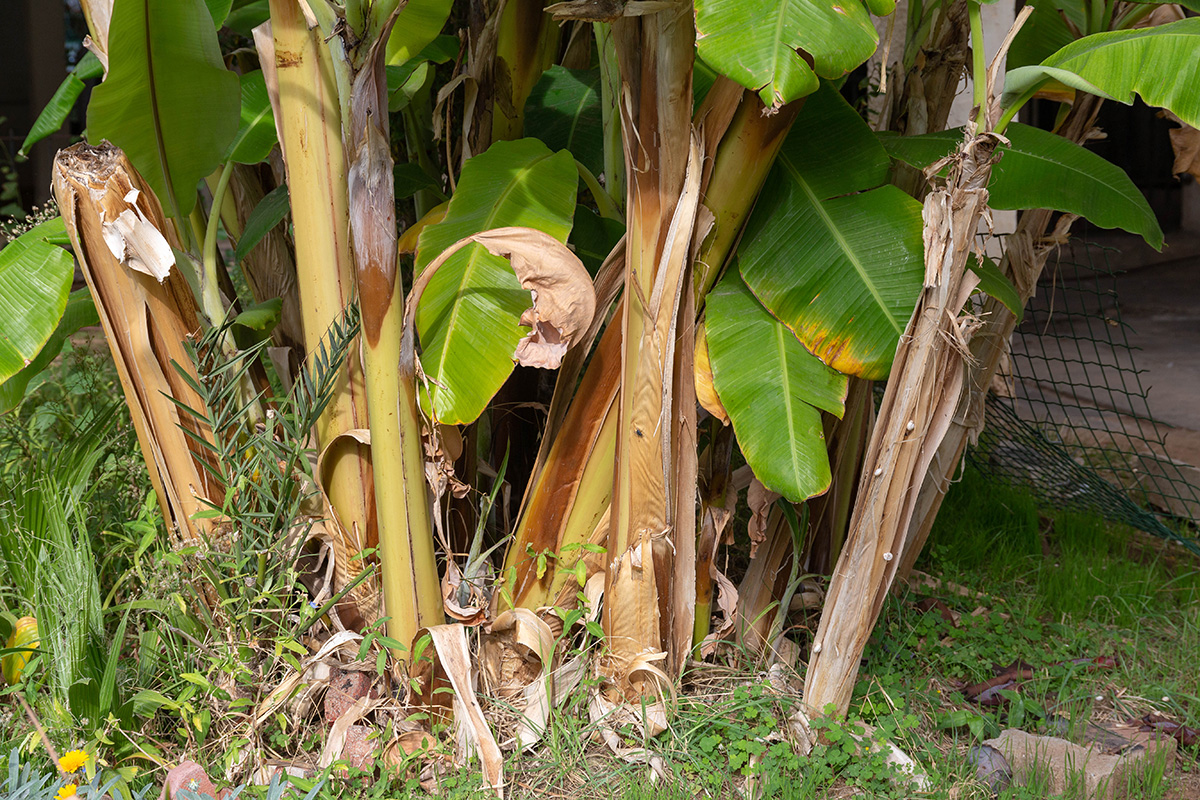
[4,0,1199,759]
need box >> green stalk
[1088,0,1105,34]
[332,4,442,655]
[1114,1,1155,29]
[364,281,443,655]
[994,85,1038,134]
[491,0,561,142]
[594,22,623,210]
[202,161,236,327]
[577,160,622,222]
[968,0,987,131]
[268,0,377,626]
[401,77,440,219]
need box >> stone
[967,743,1012,792]
[324,668,372,722]
[341,724,376,771]
[982,728,1177,799]
[163,761,229,800]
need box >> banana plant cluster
[1,0,1198,754]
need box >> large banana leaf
[386,0,454,65]
[225,0,270,36]
[415,139,577,424]
[524,66,603,175]
[1002,19,1200,128]
[204,0,232,26]
[0,218,75,384]
[1007,0,1080,70]
[226,71,276,165]
[880,122,1163,249]
[695,0,879,108]
[87,0,239,219]
[738,84,925,381]
[707,270,847,501]
[0,290,99,413]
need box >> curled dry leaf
[1163,112,1200,180]
[423,422,469,506]
[747,477,780,559]
[384,730,440,762]
[403,227,596,376]
[481,609,555,748]
[587,677,671,782]
[694,321,729,425]
[315,429,382,628]
[100,189,176,282]
[79,0,113,74]
[412,624,505,797]
[698,564,738,659]
[441,560,489,625]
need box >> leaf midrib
[774,318,803,487]
[1006,136,1153,228]
[777,152,903,336]
[143,0,179,221]
[229,91,273,162]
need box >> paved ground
[1004,228,1200,521]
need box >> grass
[2,335,1198,799]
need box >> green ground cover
[1,348,1197,799]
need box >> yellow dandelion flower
[58,750,88,773]
[56,783,77,800]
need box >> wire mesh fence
[967,237,1200,555]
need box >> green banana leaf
[204,0,232,26]
[233,184,289,262]
[226,70,276,165]
[738,84,925,381]
[414,139,578,424]
[87,0,239,219]
[570,206,623,275]
[19,52,103,158]
[1007,0,1081,70]
[1001,19,1200,128]
[695,0,879,107]
[707,270,847,502]
[0,290,99,414]
[388,61,430,113]
[879,122,1163,249]
[524,66,603,176]
[967,254,1023,321]
[386,0,454,66]
[393,162,442,202]
[225,0,270,36]
[0,218,75,385]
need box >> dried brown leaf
[747,477,780,558]
[413,624,505,796]
[481,609,555,748]
[694,321,729,425]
